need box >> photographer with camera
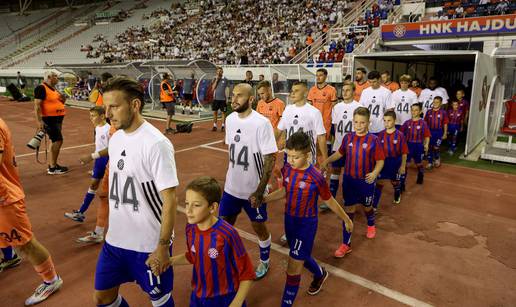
[33,71,68,175]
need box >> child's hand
[424,144,429,153]
[365,171,378,184]
[320,161,329,172]
[398,166,406,175]
[343,218,353,233]
[442,134,447,140]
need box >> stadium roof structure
[50,62,148,79]
[140,59,218,80]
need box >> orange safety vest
[96,92,104,106]
[41,83,66,117]
[160,80,174,102]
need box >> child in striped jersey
[263,131,353,307]
[171,177,254,307]
[424,96,448,169]
[400,103,430,185]
[447,100,464,155]
[322,107,385,258]
[374,111,408,207]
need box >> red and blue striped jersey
[377,129,409,158]
[400,119,431,143]
[281,164,331,218]
[458,98,470,113]
[447,109,464,126]
[185,219,255,299]
[338,132,385,179]
[424,109,449,130]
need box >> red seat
[501,98,516,134]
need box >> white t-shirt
[94,123,110,152]
[392,89,418,126]
[224,110,278,199]
[106,121,179,253]
[419,87,449,114]
[359,86,394,133]
[331,100,361,151]
[277,103,326,163]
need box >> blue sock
[1,247,14,260]
[342,213,354,245]
[329,174,340,198]
[281,274,301,307]
[427,151,433,164]
[365,209,375,226]
[98,295,129,307]
[303,257,323,279]
[392,180,401,196]
[435,147,441,161]
[79,189,96,213]
[373,184,383,209]
[258,234,271,263]
[400,172,407,190]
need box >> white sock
[330,174,340,180]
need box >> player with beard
[220,83,278,280]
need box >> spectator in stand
[495,0,509,15]
[318,50,327,63]
[306,34,314,55]
[336,48,345,62]
[346,39,355,53]
[455,5,464,18]
[329,40,337,52]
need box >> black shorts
[42,116,64,142]
[183,93,193,100]
[212,99,227,112]
[161,101,175,116]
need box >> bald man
[220,83,278,280]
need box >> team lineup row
[0,69,461,306]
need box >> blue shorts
[92,156,109,179]
[95,242,174,303]
[448,124,460,137]
[430,129,444,147]
[190,292,245,307]
[378,157,402,181]
[330,151,345,168]
[407,142,425,164]
[284,215,317,261]
[342,175,375,206]
[219,192,268,222]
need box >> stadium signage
[381,14,516,40]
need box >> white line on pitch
[15,143,94,158]
[199,144,228,153]
[175,140,224,153]
[175,205,433,307]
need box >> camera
[27,130,46,149]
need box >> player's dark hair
[89,106,105,116]
[285,131,311,154]
[101,72,113,83]
[433,96,443,102]
[316,68,328,76]
[384,110,396,120]
[186,176,222,206]
[451,99,459,104]
[428,76,438,82]
[354,106,370,121]
[162,73,170,80]
[356,67,367,74]
[257,80,271,90]
[367,70,380,80]
[344,74,352,81]
[103,76,145,113]
[411,103,422,110]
